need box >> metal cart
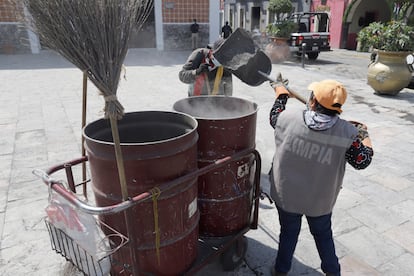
[34,147,261,276]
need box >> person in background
[221,21,233,39]
[190,19,199,50]
[179,38,233,96]
[268,75,374,276]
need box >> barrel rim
[82,110,198,146]
[173,95,258,121]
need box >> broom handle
[258,71,307,104]
[109,117,140,275]
[81,73,88,198]
[109,117,142,276]
[109,117,129,200]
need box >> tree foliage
[357,20,414,52]
[268,0,293,21]
[390,0,414,20]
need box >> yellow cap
[308,80,347,113]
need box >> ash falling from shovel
[221,52,257,71]
[264,40,291,64]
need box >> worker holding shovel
[268,74,374,276]
[179,38,233,96]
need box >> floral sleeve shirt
[269,95,373,170]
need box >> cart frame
[35,147,261,275]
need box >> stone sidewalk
[1,48,414,275]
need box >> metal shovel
[213,28,307,104]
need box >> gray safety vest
[271,107,357,216]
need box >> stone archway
[343,0,391,50]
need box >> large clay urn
[367,50,411,95]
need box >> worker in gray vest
[268,75,374,276]
[179,38,233,96]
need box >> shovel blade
[213,28,258,69]
[213,28,272,87]
[231,50,272,86]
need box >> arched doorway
[343,0,391,50]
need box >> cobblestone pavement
[1,48,414,275]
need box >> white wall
[209,0,221,43]
[154,0,164,50]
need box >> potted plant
[357,20,414,52]
[265,20,297,63]
[265,19,298,39]
[266,0,296,38]
[357,20,414,95]
[265,0,296,63]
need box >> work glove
[195,63,209,75]
[270,72,289,88]
[349,121,369,140]
[271,72,290,97]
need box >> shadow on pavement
[290,56,341,66]
[0,48,191,70]
[0,50,75,70]
[246,236,324,275]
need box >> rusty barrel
[83,111,199,275]
[173,96,258,236]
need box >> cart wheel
[220,236,248,271]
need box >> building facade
[0,0,39,54]
[157,0,222,50]
[0,0,223,54]
[222,0,310,33]
[222,0,400,49]
[339,0,391,49]
[1,0,411,54]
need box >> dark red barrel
[173,96,258,237]
[83,111,199,275]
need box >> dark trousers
[275,205,340,275]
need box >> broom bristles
[22,0,153,119]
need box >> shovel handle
[258,71,307,104]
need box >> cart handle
[34,148,261,217]
[33,169,134,215]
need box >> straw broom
[22,0,153,274]
[23,0,151,198]
[22,0,152,198]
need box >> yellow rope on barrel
[212,66,224,95]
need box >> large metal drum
[83,111,199,275]
[173,96,258,236]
